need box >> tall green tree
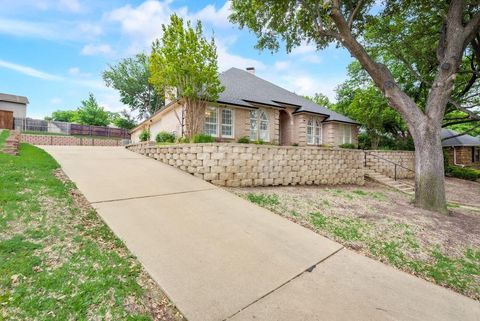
[103,53,162,120]
[230,0,480,213]
[49,110,78,122]
[76,93,110,126]
[304,93,332,108]
[149,14,224,138]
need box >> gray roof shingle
[218,68,359,124]
[441,128,480,147]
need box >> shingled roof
[218,68,359,124]
[441,128,480,147]
[0,93,29,104]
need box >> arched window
[249,109,270,142]
[259,110,269,141]
[306,117,322,145]
[307,119,314,144]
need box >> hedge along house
[130,67,360,146]
[441,128,480,166]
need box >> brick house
[442,128,480,166]
[130,67,359,146]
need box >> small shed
[441,128,480,166]
[0,93,28,118]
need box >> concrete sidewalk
[42,146,479,321]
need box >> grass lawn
[0,143,184,320]
[0,130,9,149]
[230,183,480,300]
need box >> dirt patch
[229,181,480,299]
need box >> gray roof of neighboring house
[441,128,480,147]
[0,93,29,104]
[218,68,359,124]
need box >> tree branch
[347,0,365,30]
[463,12,480,48]
[442,118,479,127]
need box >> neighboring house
[0,93,28,118]
[130,67,360,146]
[442,128,480,166]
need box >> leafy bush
[339,143,357,149]
[192,133,215,143]
[177,136,190,144]
[139,129,150,142]
[237,136,250,144]
[155,131,175,143]
[445,165,480,181]
[253,140,265,145]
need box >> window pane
[315,120,321,145]
[307,118,314,144]
[250,110,258,140]
[204,107,218,136]
[259,110,269,141]
[221,109,233,137]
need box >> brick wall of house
[127,142,365,187]
[365,150,415,179]
[444,146,475,166]
[21,134,124,146]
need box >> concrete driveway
[42,146,480,321]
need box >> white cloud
[59,0,82,12]
[216,40,265,72]
[302,55,322,64]
[68,66,91,77]
[274,60,290,71]
[191,1,232,28]
[81,43,114,56]
[0,59,64,81]
[291,42,317,55]
[0,18,58,40]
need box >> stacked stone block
[21,134,123,146]
[127,142,365,187]
[365,150,415,179]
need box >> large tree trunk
[412,123,447,214]
[184,98,207,138]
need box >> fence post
[394,164,397,181]
[364,151,367,167]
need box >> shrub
[177,136,190,144]
[445,165,480,181]
[139,129,150,142]
[339,143,357,149]
[253,140,265,145]
[192,133,215,143]
[237,136,250,144]
[155,131,175,143]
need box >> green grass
[0,143,170,320]
[0,129,9,149]
[246,193,280,206]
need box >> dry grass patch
[229,182,480,300]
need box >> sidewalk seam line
[223,246,345,321]
[90,187,218,204]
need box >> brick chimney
[246,67,255,75]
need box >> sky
[0,0,354,119]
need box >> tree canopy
[230,0,480,213]
[103,53,162,120]
[149,14,224,137]
[75,93,110,127]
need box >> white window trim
[221,108,235,139]
[250,109,270,142]
[341,124,352,144]
[306,116,323,145]
[204,106,219,137]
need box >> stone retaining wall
[127,142,365,187]
[365,150,415,179]
[21,134,126,146]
